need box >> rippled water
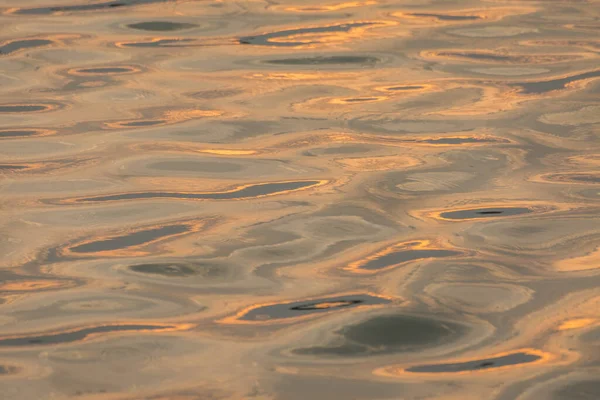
[1,0,599,399]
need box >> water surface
[1,0,599,399]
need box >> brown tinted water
[0,1,599,399]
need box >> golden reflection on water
[1,0,599,399]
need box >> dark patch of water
[409,13,480,21]
[264,56,379,65]
[358,249,461,271]
[69,224,191,254]
[0,104,55,113]
[0,365,20,375]
[126,21,197,31]
[514,70,600,94]
[294,314,466,356]
[73,67,136,75]
[239,295,390,321]
[0,39,53,55]
[406,351,541,373]
[128,262,225,277]
[0,165,29,170]
[440,207,533,220]
[119,39,196,48]
[72,181,323,203]
[0,325,175,347]
[14,0,174,15]
[239,22,376,47]
[0,129,46,138]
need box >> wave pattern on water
[1,0,599,399]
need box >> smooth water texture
[0,0,599,399]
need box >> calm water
[1,0,599,399]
